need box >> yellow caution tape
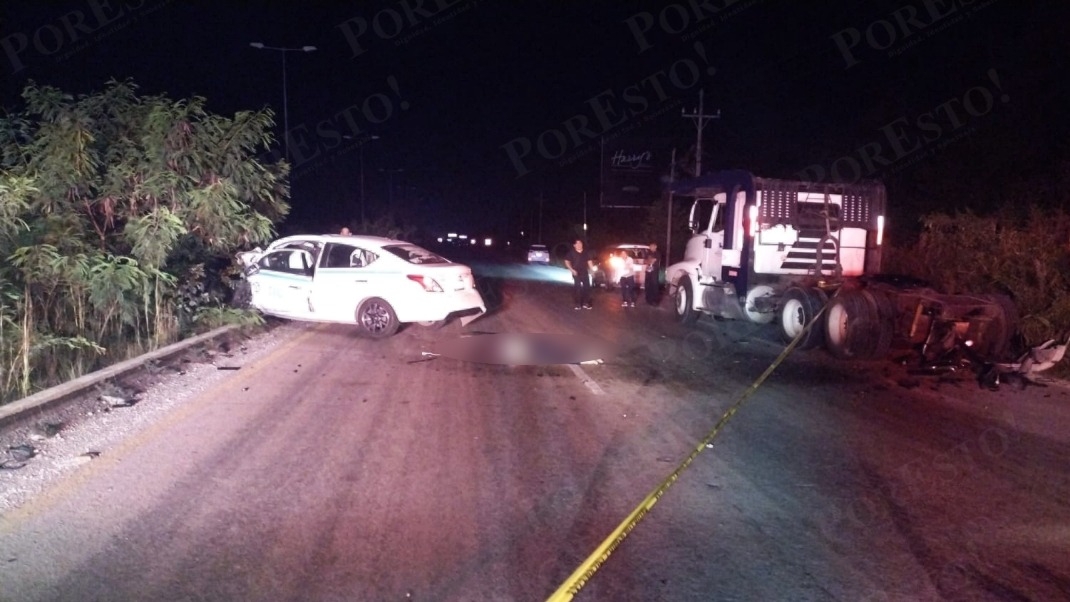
[546,306,826,601]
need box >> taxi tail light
[407,275,444,292]
[876,215,885,246]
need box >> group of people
[564,239,661,310]
[337,228,660,311]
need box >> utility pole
[666,148,676,265]
[681,89,720,177]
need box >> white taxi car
[237,234,486,338]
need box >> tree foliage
[0,80,288,402]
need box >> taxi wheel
[356,297,400,338]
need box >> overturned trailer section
[665,170,1018,362]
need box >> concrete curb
[0,325,240,429]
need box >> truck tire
[778,287,827,349]
[674,279,699,325]
[861,289,895,359]
[978,293,1019,359]
[825,290,887,360]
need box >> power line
[681,89,720,177]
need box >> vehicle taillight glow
[748,205,759,238]
[876,215,885,246]
[407,275,443,292]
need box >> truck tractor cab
[666,170,886,336]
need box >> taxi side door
[249,248,315,318]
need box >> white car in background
[237,234,486,338]
[526,243,551,264]
[592,244,653,290]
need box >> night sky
[1,1,1066,241]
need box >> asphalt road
[1,264,1069,601]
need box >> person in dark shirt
[645,242,662,305]
[564,239,595,309]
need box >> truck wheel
[675,279,699,325]
[978,294,1019,359]
[861,289,896,359]
[356,297,400,338]
[779,287,827,349]
[825,291,886,360]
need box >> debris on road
[102,395,140,408]
[1,444,37,470]
[408,351,440,364]
[895,334,1069,392]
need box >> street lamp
[360,135,380,224]
[249,42,317,162]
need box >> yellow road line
[547,307,825,601]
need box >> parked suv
[527,244,550,264]
[592,244,652,289]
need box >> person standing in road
[564,239,595,310]
[645,242,662,305]
[619,250,637,307]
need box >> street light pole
[360,135,380,224]
[249,42,317,162]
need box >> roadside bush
[0,80,289,403]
